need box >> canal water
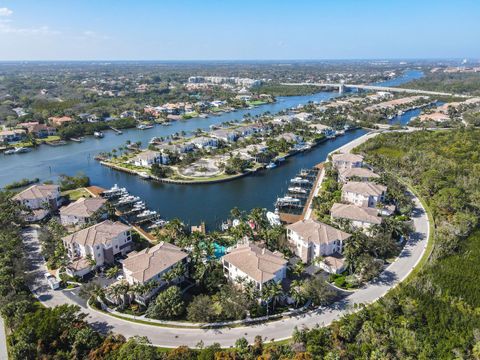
[0,70,423,229]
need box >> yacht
[290,177,310,184]
[94,131,104,138]
[4,149,15,155]
[276,196,301,206]
[14,147,32,154]
[288,186,307,194]
[102,184,128,198]
[266,162,277,169]
[266,211,281,226]
[138,210,157,218]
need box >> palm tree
[105,266,120,279]
[289,280,305,307]
[79,281,105,305]
[292,262,305,277]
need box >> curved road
[25,131,430,348]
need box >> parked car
[44,272,60,290]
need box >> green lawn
[62,187,92,201]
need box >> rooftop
[63,220,131,247]
[60,197,106,218]
[222,243,287,284]
[342,181,386,196]
[332,153,364,163]
[287,219,351,245]
[330,203,382,225]
[12,184,59,202]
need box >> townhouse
[330,203,382,231]
[341,181,387,208]
[331,153,364,171]
[59,197,107,227]
[12,184,61,221]
[338,167,380,183]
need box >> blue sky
[0,0,478,60]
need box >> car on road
[44,272,60,290]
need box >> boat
[14,147,32,154]
[138,172,150,179]
[4,149,15,155]
[276,196,301,206]
[94,131,104,138]
[70,137,84,142]
[161,122,171,126]
[290,177,310,184]
[117,195,141,205]
[266,211,281,226]
[137,210,157,218]
[137,124,154,130]
[288,186,307,194]
[277,157,286,162]
[266,162,277,169]
[102,184,128,198]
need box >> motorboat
[117,195,140,205]
[138,210,157,218]
[266,211,281,226]
[276,196,301,206]
[137,124,154,130]
[266,162,277,169]
[4,149,15,155]
[102,184,128,198]
[288,186,307,194]
[14,147,32,154]
[138,172,150,179]
[290,177,310,184]
[94,131,104,138]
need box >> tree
[146,286,185,320]
[105,266,120,279]
[79,281,105,306]
[113,336,162,360]
[151,163,173,178]
[302,277,334,306]
[187,295,216,322]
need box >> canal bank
[0,70,424,229]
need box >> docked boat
[266,211,281,226]
[266,162,277,169]
[161,122,171,126]
[102,184,128,198]
[117,195,141,205]
[288,186,307,194]
[94,131,104,138]
[138,210,157,218]
[14,147,32,154]
[138,172,150,179]
[4,149,15,155]
[137,124,154,130]
[290,177,310,184]
[70,137,84,142]
[276,196,301,206]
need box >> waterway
[0,70,423,229]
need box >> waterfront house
[276,132,303,144]
[294,112,312,122]
[189,136,219,149]
[60,197,107,227]
[48,116,74,127]
[63,220,132,277]
[211,128,239,142]
[417,112,451,122]
[341,181,387,208]
[13,184,61,222]
[157,142,194,154]
[286,219,351,264]
[332,153,364,171]
[130,150,168,167]
[123,242,188,303]
[338,167,380,183]
[0,129,26,143]
[221,243,287,291]
[18,122,56,138]
[330,203,382,232]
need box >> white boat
[277,157,286,162]
[103,184,128,198]
[14,147,32,154]
[288,186,307,194]
[94,131,104,138]
[138,210,157,218]
[266,162,277,169]
[266,211,281,226]
[117,195,140,205]
[290,177,310,184]
[276,196,301,206]
[137,124,154,130]
[138,172,150,179]
[4,149,15,155]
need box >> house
[158,143,194,154]
[417,112,451,122]
[48,116,73,127]
[338,167,380,183]
[189,136,219,149]
[130,150,168,167]
[13,184,61,221]
[221,243,287,291]
[331,153,364,171]
[330,203,382,231]
[342,181,387,208]
[276,132,303,144]
[211,129,238,142]
[60,197,107,227]
[0,129,26,143]
[123,242,188,303]
[286,219,351,263]
[320,254,346,274]
[294,112,312,122]
[63,220,132,277]
[18,122,56,138]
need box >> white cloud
[0,21,59,36]
[0,7,13,17]
[80,30,110,40]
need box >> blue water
[214,243,227,258]
[0,70,423,229]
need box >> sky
[0,0,479,61]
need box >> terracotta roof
[287,219,351,245]
[330,203,382,225]
[60,197,106,218]
[342,181,386,196]
[332,153,364,163]
[322,253,345,270]
[63,220,131,247]
[68,258,91,271]
[222,243,287,284]
[339,167,379,180]
[123,242,188,283]
[12,184,59,201]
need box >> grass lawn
[247,100,267,106]
[62,187,92,201]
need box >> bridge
[280,82,472,98]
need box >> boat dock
[109,126,123,135]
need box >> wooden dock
[133,225,156,243]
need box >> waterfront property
[331,153,364,171]
[221,242,287,291]
[330,203,382,232]
[341,181,387,208]
[286,219,351,264]
[59,197,107,227]
[0,129,26,143]
[62,220,132,277]
[123,242,188,303]
[338,167,380,183]
[12,184,61,221]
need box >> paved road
[24,131,430,348]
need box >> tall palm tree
[290,280,305,307]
